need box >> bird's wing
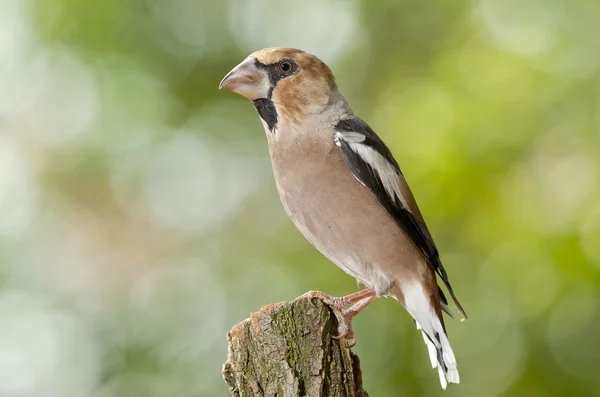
[334,117,467,319]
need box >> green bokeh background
[1,0,599,396]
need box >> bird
[219,48,467,389]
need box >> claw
[298,288,377,347]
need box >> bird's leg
[300,288,377,347]
[332,294,378,347]
[301,288,374,308]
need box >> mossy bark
[222,296,369,397]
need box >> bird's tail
[392,282,459,390]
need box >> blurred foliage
[1,0,599,396]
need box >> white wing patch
[335,131,410,210]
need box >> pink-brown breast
[267,129,430,296]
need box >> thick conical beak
[219,57,270,100]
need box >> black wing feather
[335,117,467,319]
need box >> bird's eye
[279,61,293,73]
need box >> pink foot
[300,289,377,347]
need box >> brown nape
[296,53,336,90]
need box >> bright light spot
[0,136,38,237]
[477,0,600,79]
[538,155,598,230]
[148,0,228,61]
[21,48,98,147]
[0,0,97,148]
[129,261,228,390]
[227,0,360,63]
[478,0,561,55]
[502,133,598,234]
[0,291,100,397]
[0,0,32,68]
[0,0,38,118]
[143,132,257,234]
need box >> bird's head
[219,48,348,131]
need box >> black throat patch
[251,58,298,133]
[252,98,278,131]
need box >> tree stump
[222,296,369,397]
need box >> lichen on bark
[223,296,369,397]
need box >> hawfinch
[219,48,467,389]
